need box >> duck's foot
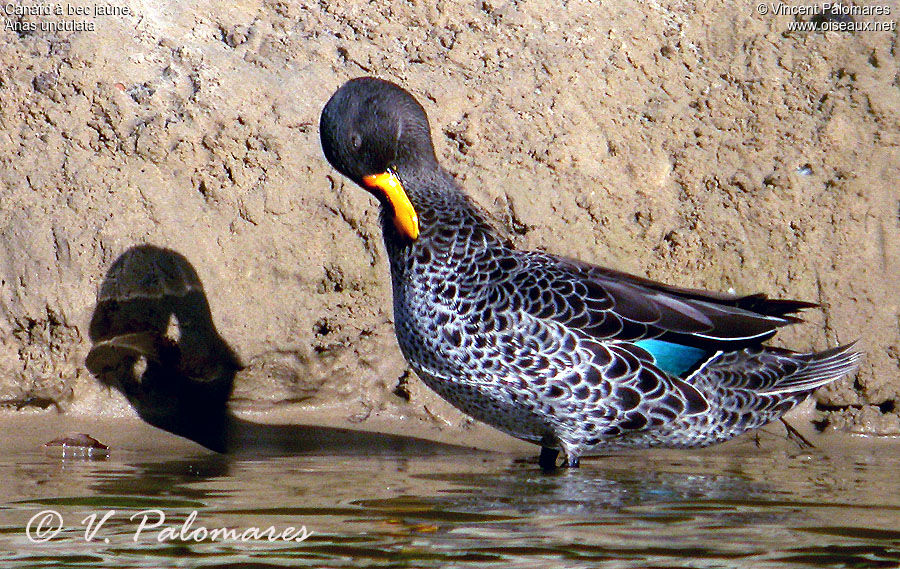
[538,447,581,471]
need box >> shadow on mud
[86,245,241,451]
[85,244,468,458]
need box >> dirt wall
[1,0,897,437]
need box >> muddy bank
[0,1,897,442]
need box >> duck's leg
[538,447,559,470]
[538,447,582,470]
[780,417,815,449]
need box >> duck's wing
[501,251,815,350]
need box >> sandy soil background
[1,0,897,441]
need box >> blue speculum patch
[634,339,709,377]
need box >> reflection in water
[2,449,899,568]
[406,461,770,517]
[87,245,241,451]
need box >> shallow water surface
[2,429,899,568]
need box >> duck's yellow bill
[362,172,420,240]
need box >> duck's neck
[380,166,502,276]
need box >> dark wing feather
[582,264,816,320]
[505,251,813,349]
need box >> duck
[319,76,860,469]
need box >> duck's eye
[350,132,362,151]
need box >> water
[1,421,899,568]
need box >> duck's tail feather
[762,342,861,395]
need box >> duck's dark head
[320,77,439,241]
